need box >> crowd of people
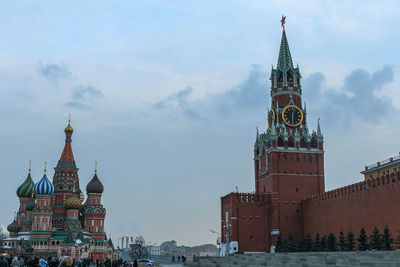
[0,255,123,267]
[171,255,186,264]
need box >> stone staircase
[188,250,400,267]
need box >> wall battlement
[302,171,400,205]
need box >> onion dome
[65,119,74,133]
[65,192,82,210]
[25,194,36,211]
[86,167,104,194]
[7,218,22,233]
[16,167,35,198]
[33,165,55,196]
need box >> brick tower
[253,16,324,239]
[221,16,325,253]
[52,120,82,229]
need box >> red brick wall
[302,172,400,238]
[221,193,272,252]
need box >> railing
[365,153,400,170]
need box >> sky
[1,0,400,247]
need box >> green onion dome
[86,172,104,194]
[7,218,22,233]
[65,192,82,210]
[16,170,35,198]
[25,196,36,211]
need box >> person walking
[11,257,19,267]
[19,257,24,267]
[171,256,175,263]
[39,258,47,267]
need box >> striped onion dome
[86,173,104,194]
[7,218,22,233]
[16,171,35,198]
[34,172,55,196]
[65,192,82,210]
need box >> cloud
[153,86,200,120]
[64,85,103,110]
[153,65,267,122]
[38,63,72,82]
[304,65,394,127]
[153,65,395,131]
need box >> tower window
[283,155,287,162]
[296,156,300,162]
[296,187,298,192]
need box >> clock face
[268,109,275,130]
[282,105,303,127]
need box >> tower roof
[57,120,76,169]
[25,194,36,211]
[277,21,294,71]
[16,168,35,198]
[7,218,22,233]
[65,183,82,210]
[86,173,104,194]
[34,165,55,196]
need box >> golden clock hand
[292,110,294,122]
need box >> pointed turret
[317,118,323,140]
[277,17,294,71]
[57,119,76,169]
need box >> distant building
[362,154,400,180]
[146,245,160,255]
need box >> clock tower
[254,17,325,239]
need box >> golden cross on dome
[69,113,71,123]
[95,161,98,174]
[281,15,286,31]
[29,160,32,174]
[44,161,47,174]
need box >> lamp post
[210,230,221,256]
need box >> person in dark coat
[132,260,137,267]
[0,256,9,267]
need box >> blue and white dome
[34,173,55,196]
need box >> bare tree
[129,236,149,259]
[0,224,8,249]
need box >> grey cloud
[154,86,200,120]
[152,65,395,128]
[38,63,72,82]
[64,85,103,110]
[311,65,394,126]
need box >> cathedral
[221,17,400,253]
[5,121,116,260]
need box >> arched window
[288,136,295,148]
[300,137,307,148]
[311,136,318,149]
[277,136,284,147]
[277,71,283,83]
[287,69,293,83]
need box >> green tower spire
[277,16,294,71]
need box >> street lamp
[210,230,221,256]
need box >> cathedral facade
[5,121,115,260]
[221,19,400,253]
